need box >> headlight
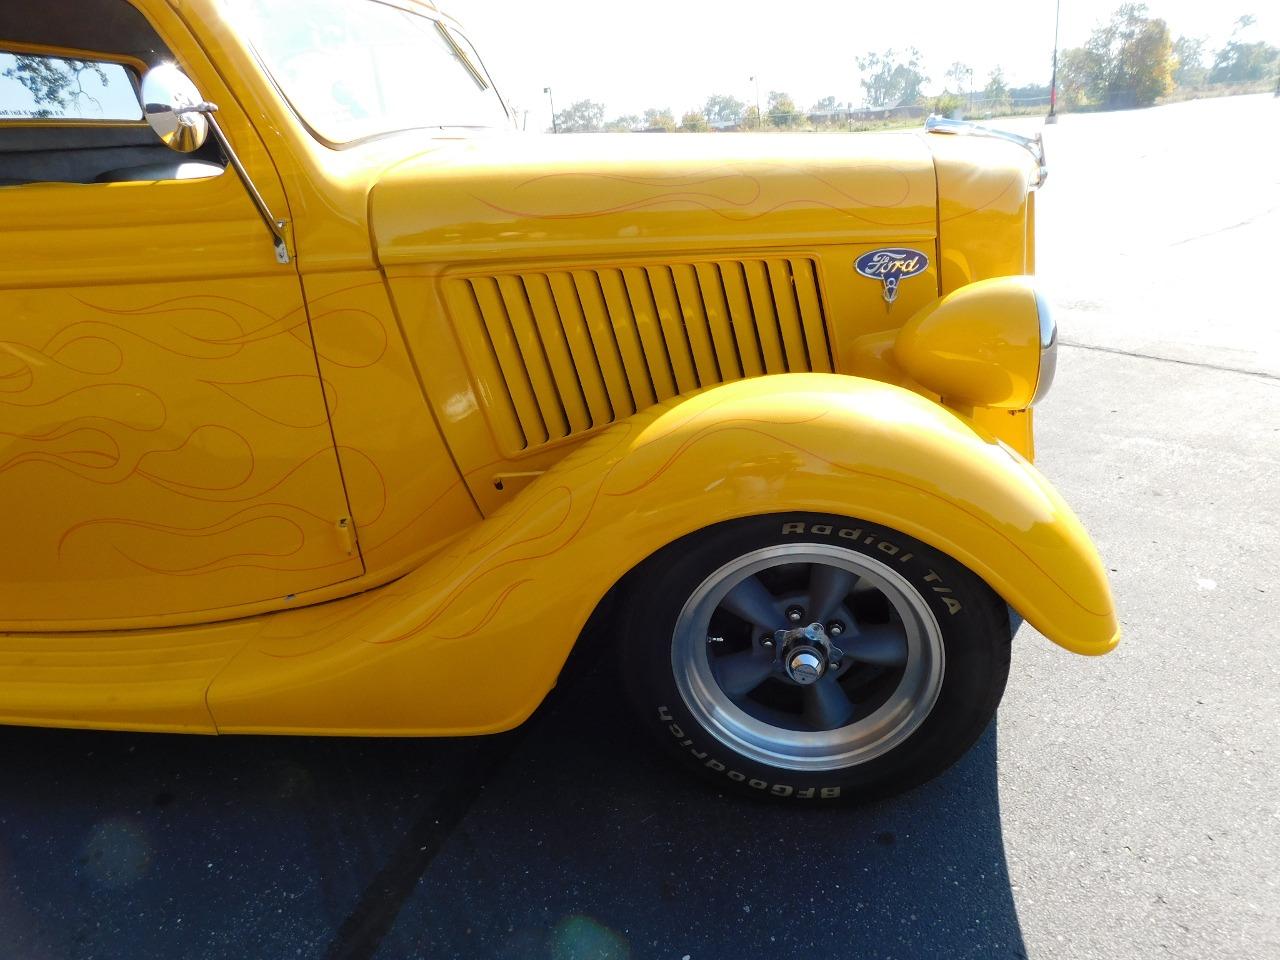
[1031,288,1058,404]
[893,276,1055,409]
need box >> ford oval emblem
[854,248,931,304]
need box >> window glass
[225,0,509,144]
[0,52,142,121]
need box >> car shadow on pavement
[0,658,1026,960]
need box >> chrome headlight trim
[1031,289,1058,405]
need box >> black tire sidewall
[620,512,1011,803]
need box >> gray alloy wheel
[670,543,945,772]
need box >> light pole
[1046,0,1061,124]
[544,86,557,133]
[749,75,761,129]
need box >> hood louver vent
[444,257,831,455]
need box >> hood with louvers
[442,257,832,455]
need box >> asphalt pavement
[1,95,1277,960]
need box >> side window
[0,3,228,188]
[1,52,143,121]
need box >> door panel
[0,153,362,629]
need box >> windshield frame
[222,0,510,150]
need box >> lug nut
[761,636,774,648]
[786,606,805,623]
[827,621,845,637]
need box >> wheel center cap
[776,622,835,685]
[786,647,826,685]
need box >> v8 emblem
[855,248,931,304]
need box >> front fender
[208,374,1118,735]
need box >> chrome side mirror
[141,64,212,153]
[139,63,290,263]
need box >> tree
[1008,82,1050,101]
[930,92,965,117]
[856,48,928,107]
[1209,39,1280,83]
[1057,47,1096,108]
[946,61,974,94]
[1,55,110,118]
[603,114,640,132]
[983,67,1011,111]
[1057,4,1175,109]
[553,99,605,133]
[678,108,708,132]
[704,93,745,126]
[766,90,799,127]
[1172,36,1207,87]
[1208,16,1279,84]
[642,107,676,132]
[742,104,761,129]
[809,95,841,127]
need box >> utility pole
[749,75,761,129]
[544,86,557,133]
[1046,0,1061,124]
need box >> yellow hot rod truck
[0,0,1118,802]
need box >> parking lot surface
[2,95,1277,960]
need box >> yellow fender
[207,373,1118,737]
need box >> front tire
[619,513,1012,803]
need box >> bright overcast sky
[452,0,1278,127]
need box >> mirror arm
[174,101,220,116]
[199,104,291,265]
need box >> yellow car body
[0,0,1117,736]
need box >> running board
[0,622,248,733]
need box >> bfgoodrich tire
[619,513,1012,803]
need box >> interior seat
[94,160,224,183]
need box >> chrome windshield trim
[924,115,1048,189]
[436,19,489,91]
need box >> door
[0,9,363,627]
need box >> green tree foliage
[678,108,708,132]
[1058,4,1174,109]
[1208,17,1279,84]
[553,99,605,132]
[1057,48,1095,108]
[766,90,799,127]
[703,93,744,126]
[742,104,761,129]
[1172,36,1207,87]
[929,92,965,117]
[603,114,640,132]
[856,48,928,107]
[1209,40,1280,83]
[983,67,1011,111]
[642,107,676,131]
[1008,82,1050,102]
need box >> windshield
[225,0,509,145]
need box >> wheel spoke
[719,574,784,633]
[802,675,856,729]
[808,564,857,624]
[713,649,776,698]
[841,624,908,666]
